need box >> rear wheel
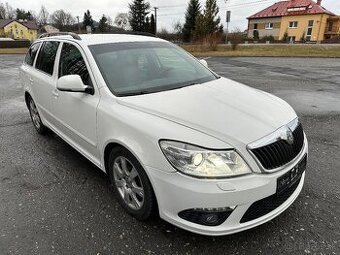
[108,147,157,220]
[28,96,48,134]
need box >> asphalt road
[0,55,339,255]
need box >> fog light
[178,206,235,226]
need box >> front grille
[240,175,302,223]
[250,123,304,170]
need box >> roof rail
[101,31,156,37]
[39,32,81,40]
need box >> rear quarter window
[24,43,41,66]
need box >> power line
[158,0,278,17]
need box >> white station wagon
[20,32,308,236]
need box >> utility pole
[76,16,81,33]
[154,7,158,35]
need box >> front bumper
[146,140,308,236]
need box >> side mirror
[57,75,93,94]
[199,59,208,68]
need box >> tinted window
[59,43,91,85]
[36,41,59,75]
[24,43,41,66]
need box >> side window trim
[35,41,61,77]
[32,43,43,68]
[24,42,42,67]
[56,41,96,92]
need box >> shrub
[228,29,243,50]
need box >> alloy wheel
[113,156,145,210]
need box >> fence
[0,40,31,48]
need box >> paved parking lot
[0,55,339,255]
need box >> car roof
[36,33,165,46]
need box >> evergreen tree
[98,15,108,32]
[150,14,155,34]
[204,0,222,34]
[83,10,94,30]
[16,8,34,20]
[145,16,150,33]
[128,0,150,32]
[183,0,201,42]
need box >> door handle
[52,90,60,98]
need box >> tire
[108,147,157,220]
[27,96,48,134]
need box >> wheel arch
[24,91,31,108]
[103,140,159,214]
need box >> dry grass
[0,48,28,54]
[183,44,340,58]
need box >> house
[0,19,38,41]
[247,0,339,42]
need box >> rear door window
[59,43,92,85]
[24,42,41,66]
[35,41,60,75]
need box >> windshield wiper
[117,90,154,97]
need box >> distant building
[43,25,60,34]
[0,19,38,41]
[247,0,339,42]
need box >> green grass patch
[182,45,340,58]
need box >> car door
[20,42,42,94]
[29,41,60,124]
[53,42,100,164]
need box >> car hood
[117,77,297,147]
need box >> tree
[83,10,94,30]
[114,13,130,30]
[203,0,223,35]
[98,15,109,32]
[37,6,49,27]
[173,21,183,41]
[16,8,34,20]
[128,0,150,32]
[183,0,201,42]
[150,13,155,34]
[51,10,74,30]
[0,2,15,19]
[193,0,223,41]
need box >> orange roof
[248,0,335,19]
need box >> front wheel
[28,96,48,134]
[108,147,157,220]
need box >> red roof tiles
[248,0,335,19]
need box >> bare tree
[106,16,113,27]
[5,2,15,19]
[37,6,49,27]
[0,3,6,19]
[51,9,75,30]
[0,2,15,19]
[114,13,130,30]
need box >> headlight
[159,140,252,178]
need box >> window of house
[265,23,273,29]
[254,23,258,30]
[59,43,92,86]
[24,42,41,66]
[328,21,333,32]
[289,21,298,28]
[308,20,314,27]
[35,41,60,75]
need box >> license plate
[276,155,307,195]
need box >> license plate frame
[276,154,307,195]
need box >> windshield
[89,41,218,96]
